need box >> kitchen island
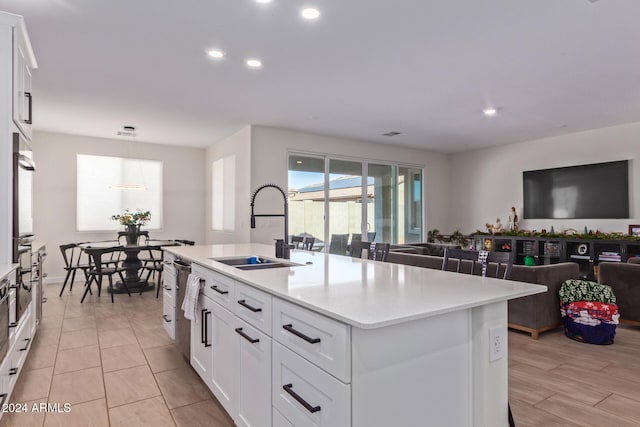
[164,243,545,427]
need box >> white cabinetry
[209,300,238,417]
[190,266,272,427]
[236,318,271,427]
[191,291,214,389]
[0,265,36,422]
[161,254,177,340]
[12,24,34,141]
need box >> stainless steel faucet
[250,184,290,259]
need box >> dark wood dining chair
[302,237,315,251]
[329,234,349,255]
[443,248,513,280]
[349,241,372,258]
[59,243,92,297]
[81,247,130,303]
[291,236,305,249]
[139,248,164,298]
[370,242,390,262]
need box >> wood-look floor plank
[535,393,639,427]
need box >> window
[212,155,236,231]
[288,152,423,248]
[77,154,163,231]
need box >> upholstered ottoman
[559,280,619,345]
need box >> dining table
[78,239,180,293]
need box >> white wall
[249,126,451,245]
[449,122,640,234]
[32,131,206,281]
[205,126,252,244]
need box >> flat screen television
[523,160,629,219]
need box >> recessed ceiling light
[246,59,263,68]
[483,107,498,116]
[301,8,320,20]
[256,0,272,3]
[207,49,225,59]
[296,160,303,164]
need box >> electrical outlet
[489,326,506,362]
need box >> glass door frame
[288,150,425,250]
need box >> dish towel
[181,273,202,321]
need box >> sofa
[386,251,580,339]
[598,261,640,324]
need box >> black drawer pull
[211,285,229,295]
[283,383,321,413]
[162,285,172,291]
[237,299,262,312]
[283,324,321,344]
[162,314,171,323]
[235,327,259,343]
[8,322,18,329]
[9,368,18,376]
[19,337,31,351]
[204,311,212,348]
[201,309,207,344]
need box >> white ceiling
[1,0,640,153]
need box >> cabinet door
[190,294,213,389]
[13,27,33,141]
[236,319,271,427]
[210,301,238,419]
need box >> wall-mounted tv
[523,160,629,219]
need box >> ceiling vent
[382,131,402,137]
[117,125,137,137]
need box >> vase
[125,224,141,245]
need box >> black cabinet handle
[19,337,31,351]
[204,311,212,348]
[237,299,262,312]
[8,322,18,329]
[25,92,33,124]
[9,368,18,376]
[162,285,172,291]
[283,324,321,344]
[201,309,207,344]
[235,327,259,344]
[162,314,171,323]
[282,384,321,413]
[210,285,228,295]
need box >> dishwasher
[174,258,192,360]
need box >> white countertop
[0,264,18,280]
[165,244,546,329]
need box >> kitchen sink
[210,256,303,270]
[235,263,288,271]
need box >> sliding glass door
[288,154,325,243]
[288,152,423,250]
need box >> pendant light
[110,125,147,191]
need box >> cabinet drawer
[234,282,272,336]
[194,265,235,309]
[162,297,176,340]
[273,342,350,427]
[162,264,177,304]
[273,408,295,427]
[273,299,350,382]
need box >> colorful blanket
[559,280,616,304]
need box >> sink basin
[210,256,303,270]
[236,263,288,271]
[213,257,277,266]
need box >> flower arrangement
[111,209,151,226]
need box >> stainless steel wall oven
[13,132,35,325]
